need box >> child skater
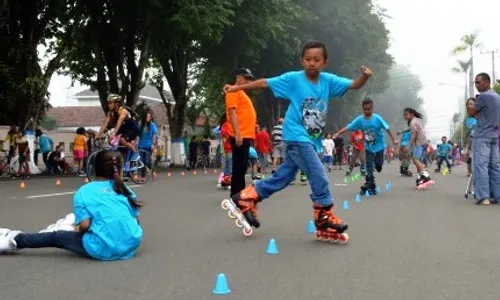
[222,41,372,241]
[333,97,398,195]
[397,128,413,177]
[0,150,144,261]
[402,108,433,189]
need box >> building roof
[47,104,214,128]
[75,84,174,103]
[47,106,105,127]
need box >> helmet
[107,94,123,104]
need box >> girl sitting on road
[0,150,144,261]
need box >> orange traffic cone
[56,179,61,186]
[84,177,89,183]
[19,181,25,189]
[193,171,197,175]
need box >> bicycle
[86,132,152,184]
[0,150,21,178]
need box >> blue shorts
[323,155,333,164]
[412,145,426,160]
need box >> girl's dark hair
[404,107,423,126]
[466,97,475,104]
[76,127,86,135]
[140,111,153,134]
[94,150,143,209]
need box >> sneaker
[0,228,20,253]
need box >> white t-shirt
[322,139,335,156]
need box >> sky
[47,0,500,142]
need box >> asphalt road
[0,163,499,300]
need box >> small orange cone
[204,170,208,174]
[181,171,185,176]
[213,169,217,174]
[56,179,61,186]
[167,172,171,177]
[84,177,89,183]
[193,171,197,175]
[19,181,25,189]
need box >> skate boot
[360,168,366,176]
[416,171,434,190]
[230,185,261,228]
[345,169,352,176]
[220,175,231,190]
[313,204,349,244]
[360,176,377,195]
[400,166,412,177]
[375,164,383,173]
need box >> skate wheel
[329,232,340,243]
[235,218,243,228]
[242,227,253,236]
[221,199,230,210]
[464,194,468,199]
[227,210,236,219]
[338,233,349,244]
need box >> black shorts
[19,153,29,163]
[467,157,472,165]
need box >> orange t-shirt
[73,134,87,151]
[225,91,256,139]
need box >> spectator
[37,129,53,172]
[48,145,70,174]
[271,118,285,173]
[201,135,211,171]
[15,131,30,176]
[467,73,500,205]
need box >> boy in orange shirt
[347,129,366,176]
[225,68,257,196]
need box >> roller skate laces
[233,185,261,228]
[313,205,349,244]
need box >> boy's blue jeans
[365,150,384,179]
[15,231,90,257]
[254,141,333,207]
[472,137,500,200]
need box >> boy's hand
[360,66,373,77]
[223,84,238,94]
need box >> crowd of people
[0,41,499,262]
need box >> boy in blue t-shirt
[435,136,452,173]
[398,128,412,176]
[333,98,398,195]
[222,41,372,241]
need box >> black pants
[229,137,252,197]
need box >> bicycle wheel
[86,150,101,182]
[128,149,151,184]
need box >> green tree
[494,82,500,94]
[451,32,482,98]
[0,0,77,128]
[149,0,236,139]
[61,0,160,112]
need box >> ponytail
[94,150,143,209]
[404,107,423,126]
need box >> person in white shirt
[322,133,335,172]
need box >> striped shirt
[271,125,283,145]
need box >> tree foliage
[0,0,77,128]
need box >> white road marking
[25,184,143,199]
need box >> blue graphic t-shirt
[73,181,143,261]
[346,113,389,153]
[400,130,411,147]
[437,143,452,157]
[267,71,352,151]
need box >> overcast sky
[47,0,499,141]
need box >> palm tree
[451,32,482,98]
[452,59,471,101]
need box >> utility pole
[480,49,498,83]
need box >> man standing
[467,73,500,205]
[271,118,285,173]
[225,68,257,196]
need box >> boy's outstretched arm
[350,66,373,90]
[333,126,350,139]
[387,129,398,146]
[223,79,269,93]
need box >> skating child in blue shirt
[0,150,143,260]
[333,98,398,194]
[222,41,372,241]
